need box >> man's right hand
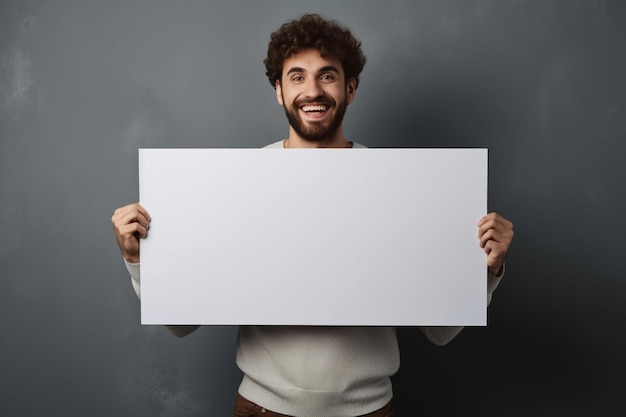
[111,203,151,263]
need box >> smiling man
[278,50,352,145]
[264,14,364,150]
[111,14,514,417]
[275,49,355,146]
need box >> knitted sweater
[126,140,503,417]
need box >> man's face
[276,49,356,142]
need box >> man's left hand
[478,212,514,277]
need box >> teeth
[301,105,327,112]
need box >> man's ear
[346,78,357,104]
[276,80,284,106]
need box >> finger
[477,212,512,229]
[116,223,146,261]
[112,202,140,218]
[477,217,513,240]
[483,239,499,255]
[112,214,147,237]
[132,203,151,222]
[477,212,497,226]
[479,228,513,250]
[478,212,490,224]
[121,210,150,230]
[112,203,151,224]
[483,241,504,264]
[482,237,511,274]
[479,227,502,248]
[479,229,494,248]
[118,222,148,240]
[112,207,151,231]
[485,244,505,276]
[478,217,509,235]
[484,240,506,264]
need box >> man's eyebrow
[285,66,340,75]
[286,67,306,75]
[318,65,340,74]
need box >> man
[112,14,514,417]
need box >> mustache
[294,96,335,107]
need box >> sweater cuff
[124,258,141,300]
[420,326,464,346]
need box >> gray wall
[1,1,624,415]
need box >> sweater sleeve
[124,259,141,300]
[420,265,505,346]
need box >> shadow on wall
[392,240,625,417]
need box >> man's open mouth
[300,104,330,113]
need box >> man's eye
[320,74,335,81]
[292,75,304,82]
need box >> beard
[282,93,348,142]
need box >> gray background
[1,0,624,415]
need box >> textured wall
[1,1,624,415]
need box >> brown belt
[232,393,393,417]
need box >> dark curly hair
[264,14,366,89]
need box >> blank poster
[139,148,487,326]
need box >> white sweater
[126,140,503,417]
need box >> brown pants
[232,393,393,417]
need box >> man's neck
[285,127,352,148]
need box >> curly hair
[264,14,366,89]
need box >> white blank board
[139,148,488,326]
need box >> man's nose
[302,79,324,99]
